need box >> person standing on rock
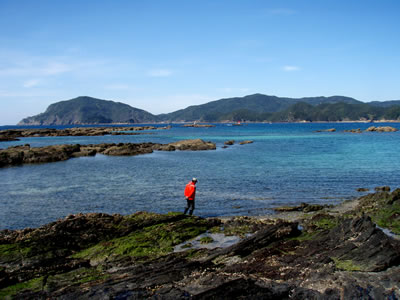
[184,178,197,215]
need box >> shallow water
[1,123,399,229]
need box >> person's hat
[192,177,198,182]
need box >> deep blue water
[1,123,399,230]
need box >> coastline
[1,188,399,298]
[2,119,400,127]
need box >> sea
[1,122,399,230]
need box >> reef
[1,189,400,299]
[0,139,216,168]
[0,126,171,142]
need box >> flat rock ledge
[1,189,400,299]
[314,126,398,134]
[0,126,171,142]
[0,139,216,168]
[344,126,398,133]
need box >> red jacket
[184,181,196,200]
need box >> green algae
[73,216,210,262]
[209,224,253,238]
[303,214,340,231]
[181,243,193,249]
[199,236,214,244]
[355,190,400,235]
[371,203,400,234]
[332,258,363,271]
[289,231,317,242]
[0,243,32,262]
[44,267,109,292]
[0,276,44,299]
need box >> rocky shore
[0,126,171,142]
[1,188,399,299]
[315,126,398,134]
[0,139,216,168]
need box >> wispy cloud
[0,61,72,77]
[147,69,173,77]
[23,79,40,88]
[41,62,71,75]
[282,65,300,72]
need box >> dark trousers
[184,199,195,215]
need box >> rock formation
[0,126,170,142]
[1,189,400,298]
[365,126,398,132]
[239,140,253,145]
[0,139,216,168]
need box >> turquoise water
[1,123,399,229]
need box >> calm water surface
[1,123,399,229]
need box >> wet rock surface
[0,139,216,167]
[1,190,400,298]
[365,126,398,132]
[344,126,398,133]
[0,126,170,142]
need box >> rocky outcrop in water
[0,126,170,142]
[314,128,336,132]
[1,189,400,298]
[224,140,235,145]
[0,139,216,168]
[365,126,398,132]
[239,140,253,145]
[182,124,216,128]
[344,126,398,133]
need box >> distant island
[18,94,400,125]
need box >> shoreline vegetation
[1,188,399,298]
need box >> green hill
[158,94,362,122]
[18,96,158,125]
[17,94,400,125]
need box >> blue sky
[0,0,399,125]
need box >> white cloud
[0,61,72,77]
[147,69,173,77]
[42,62,71,75]
[282,65,300,72]
[23,79,40,88]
